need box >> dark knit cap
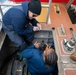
[28,0,41,15]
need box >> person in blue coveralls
[2,0,42,51]
[19,41,58,75]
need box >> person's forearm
[30,18,39,26]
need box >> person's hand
[37,23,42,30]
[33,26,40,31]
[34,41,40,48]
[33,23,42,31]
[45,44,52,50]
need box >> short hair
[45,49,58,67]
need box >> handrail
[0,0,52,24]
[65,0,74,10]
[46,0,52,24]
[0,3,49,7]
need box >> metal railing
[65,0,74,10]
[0,0,52,24]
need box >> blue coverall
[2,2,39,51]
[20,45,58,75]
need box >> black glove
[16,52,23,61]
